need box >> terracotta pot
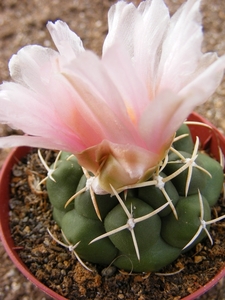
[0,112,224,300]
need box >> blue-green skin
[165,151,211,196]
[104,198,161,254]
[198,152,224,206]
[161,194,211,249]
[138,172,179,217]
[113,238,181,272]
[173,123,194,153]
[52,207,67,228]
[75,174,118,220]
[46,154,83,212]
[61,209,118,265]
[46,125,224,272]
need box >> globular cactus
[45,123,224,273]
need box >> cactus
[44,123,225,273]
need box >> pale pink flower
[0,0,225,193]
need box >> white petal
[179,55,225,104]
[9,45,57,93]
[47,20,84,61]
[134,0,170,99]
[156,0,203,93]
[103,1,138,56]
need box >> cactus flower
[0,0,225,193]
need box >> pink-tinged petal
[46,21,84,61]
[59,50,146,147]
[138,90,183,153]
[0,82,86,152]
[0,135,67,151]
[76,140,160,193]
[140,53,225,153]
[6,46,87,150]
[5,46,105,152]
[102,44,149,124]
[0,83,53,132]
[46,70,108,149]
[156,0,203,93]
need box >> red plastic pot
[0,112,224,300]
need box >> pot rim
[0,112,224,300]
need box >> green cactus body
[197,152,224,206]
[52,207,67,228]
[46,124,224,273]
[138,172,179,217]
[173,123,194,153]
[113,238,181,273]
[47,154,83,212]
[161,194,211,249]
[75,175,118,220]
[165,151,210,196]
[104,198,161,254]
[61,209,118,265]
